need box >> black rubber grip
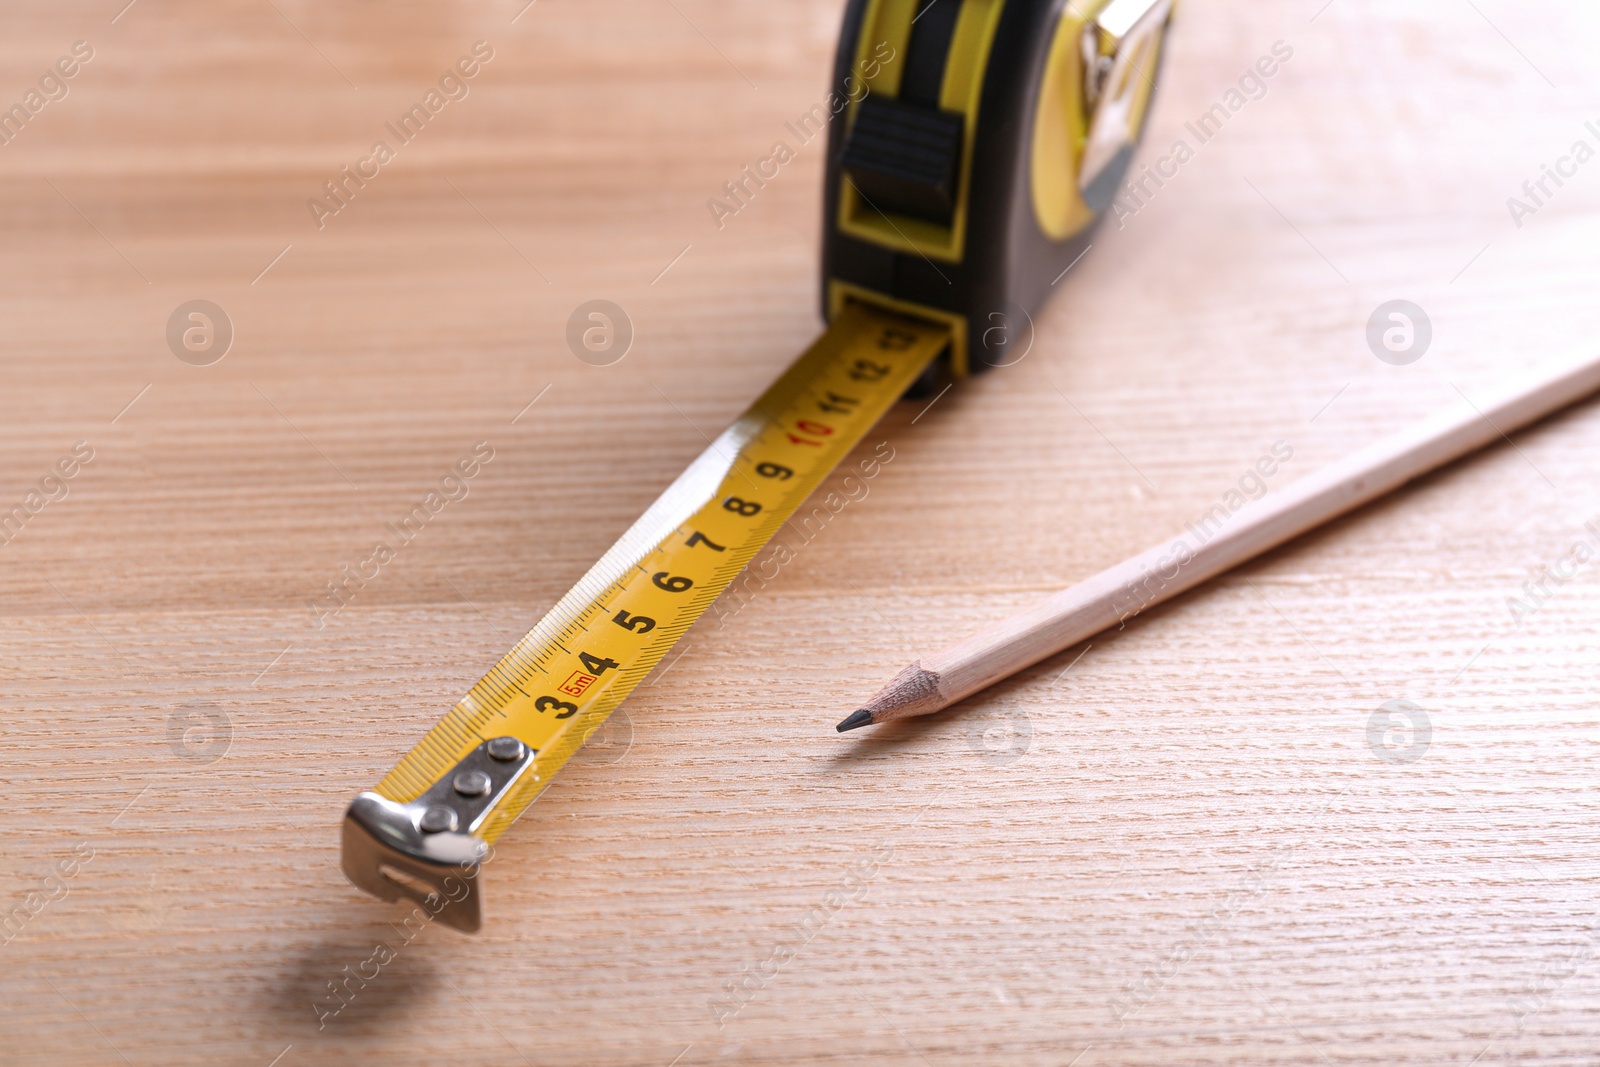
[839,94,964,223]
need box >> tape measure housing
[823,0,1173,379]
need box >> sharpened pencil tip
[836,708,874,733]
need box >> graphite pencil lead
[836,708,874,732]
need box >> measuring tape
[342,0,1174,931]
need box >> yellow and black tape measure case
[824,0,1172,381]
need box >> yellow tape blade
[373,303,950,843]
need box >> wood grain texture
[3,1,1599,1065]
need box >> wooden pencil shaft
[917,354,1600,715]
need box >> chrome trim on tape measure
[1079,0,1174,203]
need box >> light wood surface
[864,350,1600,724]
[5,2,1600,1065]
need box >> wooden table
[5,1,1599,1064]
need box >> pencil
[837,352,1600,731]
